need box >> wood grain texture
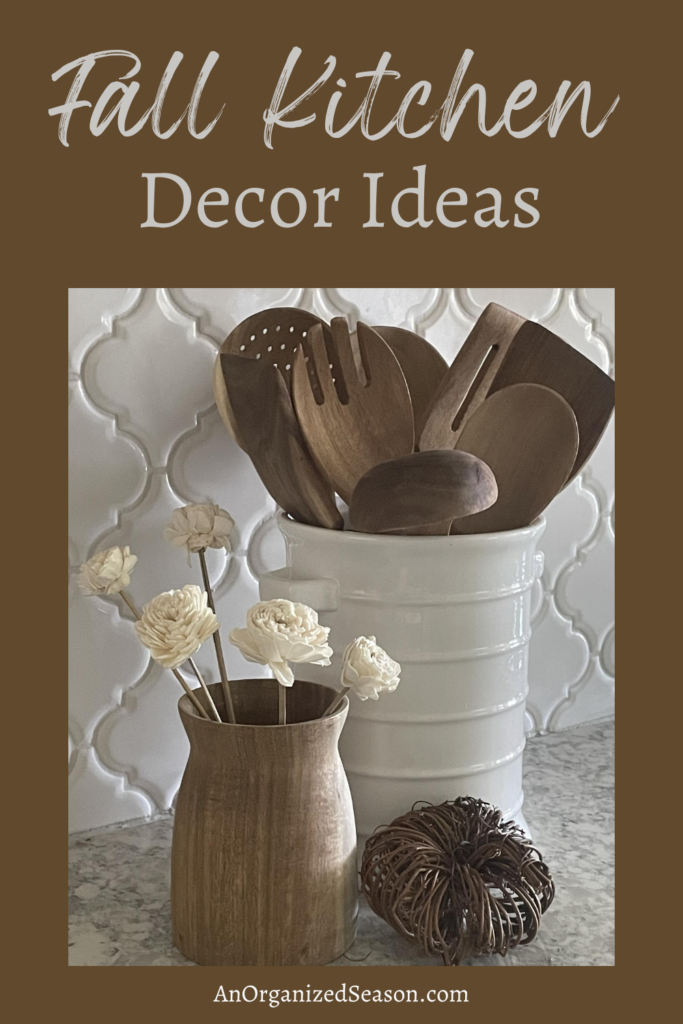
[221,353,343,530]
[172,680,358,967]
[418,304,615,485]
[419,303,525,452]
[373,325,448,440]
[292,318,414,503]
[452,384,580,534]
[213,308,334,449]
[349,449,498,535]
[486,319,615,482]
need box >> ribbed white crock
[260,513,545,843]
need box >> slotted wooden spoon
[292,318,414,504]
[451,383,579,534]
[419,303,525,452]
[373,326,448,439]
[220,354,343,530]
[350,449,498,535]
[213,307,334,448]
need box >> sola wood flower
[229,599,333,687]
[341,635,401,700]
[164,503,234,555]
[78,546,137,596]
[325,636,401,718]
[135,585,218,670]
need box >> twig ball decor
[360,797,555,966]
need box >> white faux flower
[164,503,234,555]
[229,599,332,687]
[341,636,401,700]
[78,546,137,596]
[135,585,218,669]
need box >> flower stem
[323,686,350,718]
[198,549,236,724]
[278,685,286,726]
[188,659,222,723]
[119,591,209,721]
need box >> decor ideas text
[49,48,620,231]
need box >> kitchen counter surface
[69,719,614,967]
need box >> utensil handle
[259,568,339,612]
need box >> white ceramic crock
[260,513,545,843]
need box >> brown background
[7,0,674,1013]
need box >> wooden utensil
[419,303,525,452]
[373,326,448,439]
[451,383,579,534]
[220,353,343,530]
[213,307,334,448]
[350,449,498,535]
[485,319,615,483]
[292,318,414,504]
[419,303,615,484]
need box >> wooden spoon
[292,318,414,503]
[485,319,615,484]
[213,307,334,448]
[220,354,343,530]
[373,326,448,440]
[350,449,498,535]
[451,383,579,534]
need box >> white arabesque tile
[549,655,614,731]
[335,288,434,327]
[95,661,190,812]
[95,473,230,606]
[69,572,150,743]
[68,381,147,564]
[68,746,153,833]
[168,405,276,553]
[465,288,562,323]
[559,519,615,650]
[68,288,140,374]
[527,602,591,732]
[539,482,599,589]
[81,289,217,466]
[171,288,294,340]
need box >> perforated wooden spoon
[220,354,343,530]
[350,449,498,535]
[373,326,448,439]
[213,307,334,448]
[451,383,579,534]
[292,318,414,504]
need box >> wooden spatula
[213,308,334,449]
[485,320,615,483]
[419,303,614,484]
[373,326,448,440]
[220,354,343,530]
[419,303,525,452]
[292,318,414,504]
[350,449,498,535]
[451,384,579,534]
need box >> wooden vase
[171,679,358,966]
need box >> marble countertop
[69,719,614,967]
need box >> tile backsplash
[68,288,615,833]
